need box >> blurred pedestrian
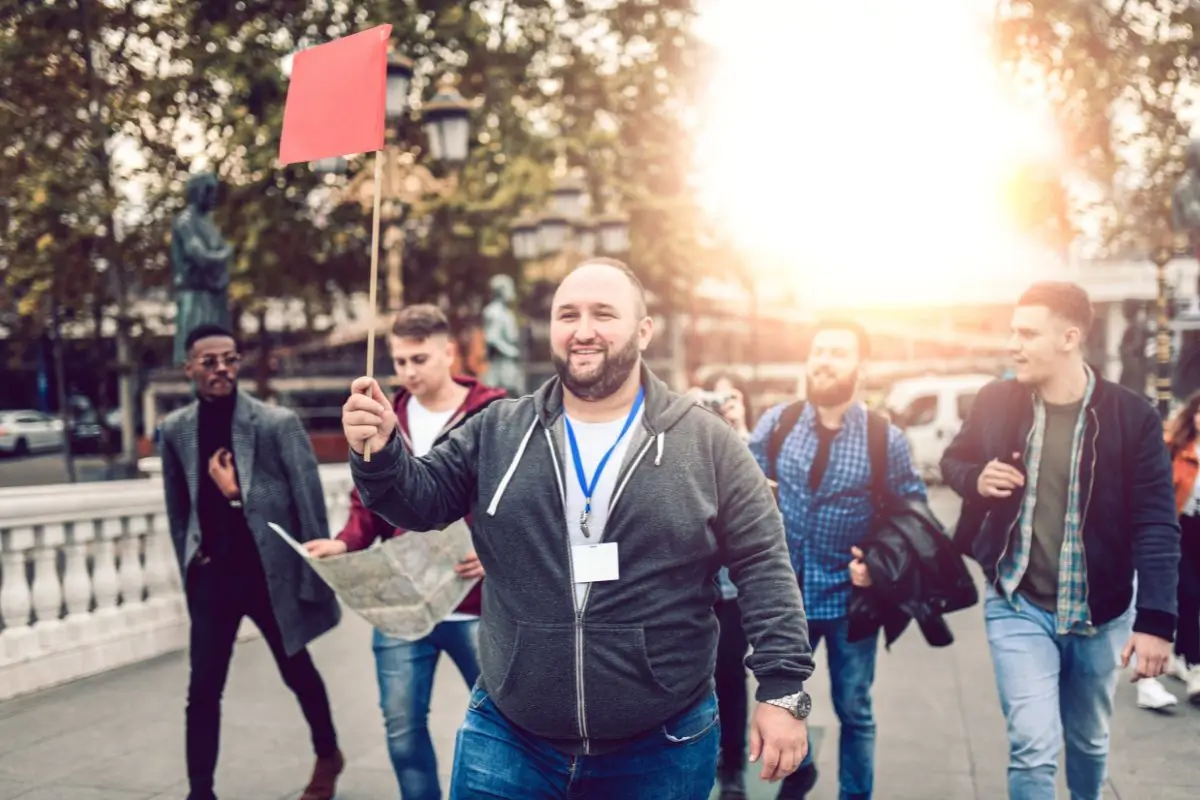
[1136,389,1200,709]
[697,372,755,800]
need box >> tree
[2,0,714,372]
[993,0,1198,255]
[158,0,712,316]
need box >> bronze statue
[482,274,524,397]
[171,172,233,364]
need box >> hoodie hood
[532,362,699,436]
[394,374,507,452]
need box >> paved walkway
[0,489,1198,799]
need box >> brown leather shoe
[299,749,345,800]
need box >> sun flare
[693,0,1062,309]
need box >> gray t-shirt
[1019,399,1082,611]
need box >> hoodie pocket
[581,624,684,740]
[478,614,580,740]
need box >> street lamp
[596,210,631,256]
[1152,244,1173,420]
[509,210,541,261]
[422,74,473,164]
[537,211,571,258]
[328,63,474,314]
[574,219,597,257]
[386,53,414,121]
[550,174,588,220]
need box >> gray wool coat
[159,391,340,656]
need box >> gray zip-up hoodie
[350,364,814,754]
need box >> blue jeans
[798,617,877,800]
[984,587,1133,800]
[449,685,720,799]
[374,620,481,800]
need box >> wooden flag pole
[363,149,384,462]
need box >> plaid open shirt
[997,366,1096,636]
[748,403,927,620]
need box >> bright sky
[691,0,1066,308]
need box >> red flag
[278,24,392,165]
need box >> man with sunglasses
[159,324,344,800]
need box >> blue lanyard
[564,386,645,537]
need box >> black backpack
[765,401,892,509]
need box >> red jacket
[337,376,506,616]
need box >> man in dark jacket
[941,281,1180,800]
[342,258,814,799]
[160,325,343,800]
[307,305,505,799]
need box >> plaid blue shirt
[749,402,927,620]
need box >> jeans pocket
[469,683,490,711]
[662,693,719,745]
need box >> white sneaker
[1165,653,1191,682]
[1187,668,1200,705]
[1137,677,1179,710]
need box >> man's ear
[637,315,654,351]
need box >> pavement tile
[10,787,155,800]
[0,779,31,800]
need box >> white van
[883,373,996,484]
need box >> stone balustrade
[0,465,355,701]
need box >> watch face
[797,692,812,717]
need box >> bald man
[342,259,814,800]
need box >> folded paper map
[268,520,478,641]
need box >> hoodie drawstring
[654,432,664,465]
[486,417,539,516]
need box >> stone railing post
[0,525,35,666]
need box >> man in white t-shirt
[306,304,505,799]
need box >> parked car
[0,410,66,457]
[883,373,996,484]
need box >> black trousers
[1178,515,1200,665]
[714,598,749,775]
[184,556,338,794]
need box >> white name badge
[571,542,620,584]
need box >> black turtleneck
[196,393,254,561]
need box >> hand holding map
[269,520,478,641]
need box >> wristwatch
[764,690,812,720]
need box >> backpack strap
[767,400,807,482]
[866,410,890,507]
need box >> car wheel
[13,438,29,457]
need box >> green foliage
[1,0,712,346]
[994,0,1199,254]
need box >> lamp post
[1152,244,1173,420]
[319,53,474,315]
[510,169,630,285]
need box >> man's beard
[806,368,857,406]
[552,336,641,402]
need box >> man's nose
[574,319,596,340]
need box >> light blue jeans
[984,586,1132,800]
[374,621,481,800]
